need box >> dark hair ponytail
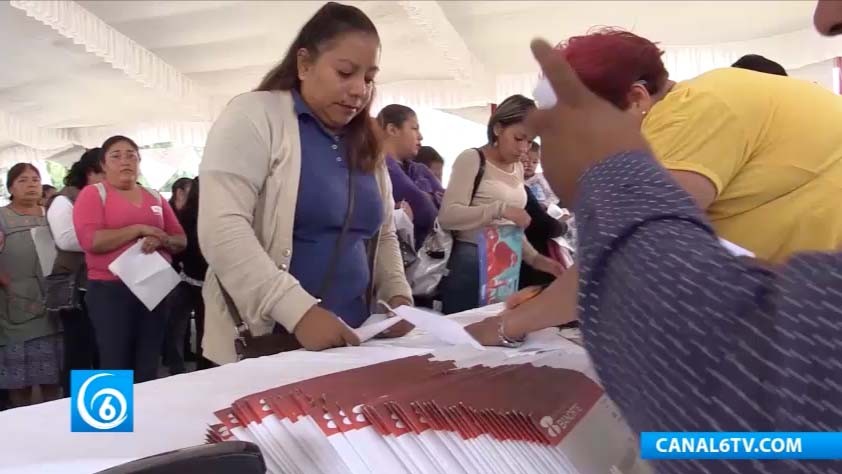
[256,2,381,172]
[376,104,416,130]
[64,148,103,189]
[181,177,200,225]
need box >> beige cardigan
[198,90,412,365]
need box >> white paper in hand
[392,305,484,350]
[719,238,755,258]
[354,314,404,343]
[533,76,557,109]
[108,241,180,310]
[30,227,57,277]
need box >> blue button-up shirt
[288,90,382,328]
[575,150,842,474]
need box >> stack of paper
[207,349,648,474]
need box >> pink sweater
[73,182,185,281]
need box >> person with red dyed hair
[469,24,842,347]
[559,28,842,264]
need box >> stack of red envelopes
[208,351,645,474]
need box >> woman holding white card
[0,163,62,407]
[73,135,186,383]
[199,2,413,365]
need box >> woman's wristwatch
[497,317,525,348]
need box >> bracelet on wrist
[497,317,525,348]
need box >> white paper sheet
[533,76,557,110]
[355,314,404,343]
[107,241,180,310]
[391,306,484,350]
[30,227,57,277]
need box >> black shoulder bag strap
[218,166,357,358]
[471,148,487,204]
[316,169,356,300]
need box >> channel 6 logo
[71,370,133,432]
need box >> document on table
[30,227,57,277]
[392,305,484,350]
[354,313,404,343]
[108,241,180,310]
[359,304,484,350]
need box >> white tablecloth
[0,305,597,473]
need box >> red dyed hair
[560,28,668,109]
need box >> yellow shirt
[643,68,842,262]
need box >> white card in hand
[354,314,403,343]
[392,305,484,350]
[719,238,755,258]
[533,76,557,109]
[108,241,180,310]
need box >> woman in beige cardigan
[198,2,412,365]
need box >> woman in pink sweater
[73,136,186,382]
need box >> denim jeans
[86,280,169,383]
[440,241,480,315]
[164,283,206,374]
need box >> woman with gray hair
[437,95,564,314]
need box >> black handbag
[44,267,83,313]
[221,169,357,360]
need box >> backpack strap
[94,182,107,205]
[93,182,162,206]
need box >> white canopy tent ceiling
[1,0,841,169]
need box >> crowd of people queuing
[0,137,201,408]
[0,0,572,404]
[2,1,842,470]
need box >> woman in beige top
[438,95,564,314]
[198,3,412,365]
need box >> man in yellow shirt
[561,29,842,262]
